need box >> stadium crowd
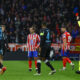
[0,0,80,43]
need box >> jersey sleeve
[63,34,66,39]
[40,30,46,47]
[68,33,72,42]
[27,35,29,48]
[36,34,40,48]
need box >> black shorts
[0,40,5,56]
[40,46,51,59]
[0,40,3,55]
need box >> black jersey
[40,28,52,47]
[0,27,8,55]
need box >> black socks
[45,60,54,71]
[0,63,3,69]
[37,60,41,74]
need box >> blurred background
[0,0,80,60]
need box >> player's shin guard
[37,60,41,74]
[44,60,54,71]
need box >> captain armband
[40,32,44,36]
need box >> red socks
[28,60,37,69]
[63,58,67,67]
[66,57,71,63]
[29,60,32,69]
[63,57,71,67]
[35,60,37,69]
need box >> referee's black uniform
[36,23,56,75]
[0,31,8,55]
[0,27,8,71]
[40,28,52,59]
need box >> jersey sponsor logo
[30,40,34,45]
[33,37,36,40]
[63,34,66,38]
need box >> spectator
[9,25,16,43]
[51,31,56,43]
[0,0,80,43]
[71,27,79,43]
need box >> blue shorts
[61,49,69,57]
[28,51,38,58]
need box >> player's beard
[61,30,65,34]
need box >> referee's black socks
[0,63,3,69]
[37,60,41,74]
[44,60,54,71]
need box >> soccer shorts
[28,51,38,58]
[40,46,51,59]
[0,41,3,55]
[61,49,69,57]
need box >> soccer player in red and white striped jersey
[60,26,74,71]
[27,26,40,71]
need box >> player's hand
[76,16,79,20]
[64,47,67,52]
[27,47,28,51]
[35,47,38,51]
[39,47,41,53]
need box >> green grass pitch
[0,61,80,80]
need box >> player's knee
[28,58,32,61]
[34,57,37,61]
[0,59,3,63]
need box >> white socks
[70,62,74,66]
[63,67,66,70]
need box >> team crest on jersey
[33,37,36,40]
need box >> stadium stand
[0,0,80,43]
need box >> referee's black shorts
[0,40,3,55]
[0,40,5,56]
[40,45,51,59]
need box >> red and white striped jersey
[27,33,40,51]
[62,31,72,50]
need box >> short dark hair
[61,25,66,29]
[30,25,36,31]
[42,22,47,26]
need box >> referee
[34,22,56,75]
[0,25,8,74]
